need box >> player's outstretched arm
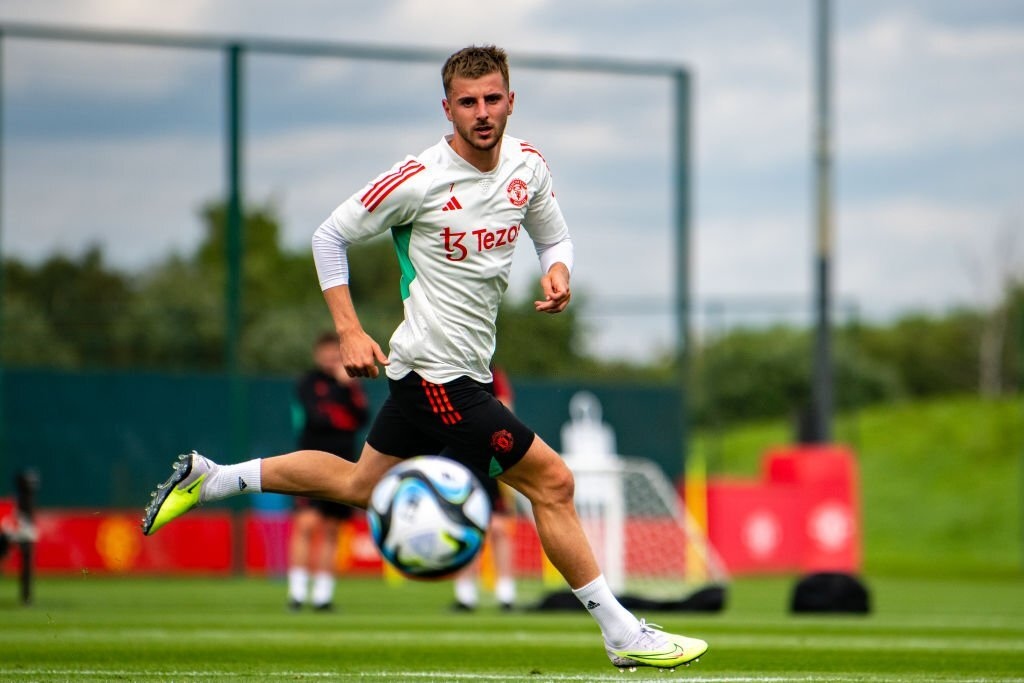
[534,262,572,314]
[323,285,389,378]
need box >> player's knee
[542,462,576,508]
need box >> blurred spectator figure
[453,364,518,611]
[287,332,369,611]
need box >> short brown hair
[442,45,509,96]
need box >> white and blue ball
[368,456,490,579]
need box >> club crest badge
[506,178,528,207]
[490,429,514,454]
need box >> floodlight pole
[811,0,834,443]
[225,43,248,575]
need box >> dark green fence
[1,369,683,508]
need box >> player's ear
[507,91,514,115]
[442,98,454,122]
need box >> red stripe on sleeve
[520,141,546,161]
[361,161,425,213]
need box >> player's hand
[337,328,390,378]
[534,263,571,314]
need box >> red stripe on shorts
[421,379,462,425]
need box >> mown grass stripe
[1,673,1022,683]
[6,626,1022,654]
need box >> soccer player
[287,331,369,611]
[141,44,707,671]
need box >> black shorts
[366,371,536,494]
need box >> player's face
[442,71,514,170]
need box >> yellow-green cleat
[141,451,212,536]
[605,619,708,671]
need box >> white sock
[496,576,516,605]
[454,575,478,607]
[200,459,262,503]
[311,571,335,606]
[572,575,640,647]
[287,567,309,603]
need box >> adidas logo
[441,196,463,211]
[586,600,601,610]
[238,477,248,491]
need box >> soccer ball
[368,456,491,579]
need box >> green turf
[2,575,1023,682]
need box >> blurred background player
[453,364,518,611]
[287,332,369,611]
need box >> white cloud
[837,197,1013,316]
[0,0,208,28]
[698,211,810,300]
[838,11,1024,157]
[385,0,551,46]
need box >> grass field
[2,574,1023,682]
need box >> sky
[0,0,1022,358]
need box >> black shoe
[287,599,303,612]
[500,602,515,612]
[312,602,335,612]
[451,601,476,612]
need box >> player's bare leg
[261,445,399,507]
[500,436,708,670]
[499,438,598,588]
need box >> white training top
[312,134,573,385]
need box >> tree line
[2,201,1020,426]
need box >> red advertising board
[764,445,862,572]
[1,510,233,575]
[706,478,805,574]
[2,445,860,578]
[706,445,862,575]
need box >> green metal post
[225,44,246,465]
[674,68,692,465]
[675,68,707,581]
